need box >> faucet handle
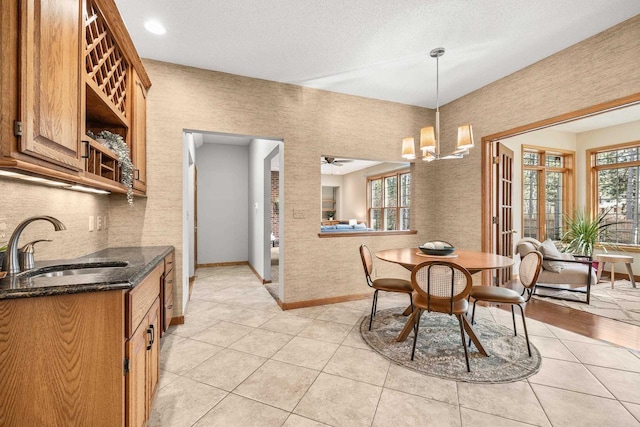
[18,239,51,271]
[20,239,52,254]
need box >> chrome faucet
[2,216,66,274]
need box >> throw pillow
[539,239,565,273]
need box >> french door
[495,142,515,285]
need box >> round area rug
[360,308,541,383]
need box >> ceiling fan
[321,157,353,167]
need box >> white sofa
[516,238,597,304]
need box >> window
[368,170,410,231]
[522,147,574,241]
[589,142,640,245]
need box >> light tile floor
[150,266,640,427]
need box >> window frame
[367,169,410,231]
[521,145,575,241]
[587,140,640,249]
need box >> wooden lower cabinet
[126,297,160,427]
[0,262,164,426]
[127,313,149,427]
[0,290,126,426]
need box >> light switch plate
[293,209,306,219]
[96,215,102,231]
[89,215,94,232]
[103,216,108,230]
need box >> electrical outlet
[89,215,94,232]
[103,215,108,230]
[96,215,102,231]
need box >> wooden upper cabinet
[131,69,147,191]
[19,0,84,171]
[0,0,150,194]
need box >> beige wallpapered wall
[105,14,639,314]
[106,61,433,313]
[0,179,109,259]
[418,15,640,245]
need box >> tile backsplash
[0,178,109,261]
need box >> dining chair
[410,260,473,371]
[468,250,543,357]
[359,245,414,330]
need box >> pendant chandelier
[402,47,474,162]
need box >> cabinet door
[20,0,83,171]
[131,69,147,191]
[126,321,148,427]
[147,297,160,409]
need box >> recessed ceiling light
[144,20,166,35]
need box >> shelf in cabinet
[84,136,122,184]
[86,80,129,128]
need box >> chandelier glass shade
[402,47,474,161]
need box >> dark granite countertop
[0,246,174,300]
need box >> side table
[595,254,637,289]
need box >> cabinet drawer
[161,271,174,334]
[164,273,174,303]
[164,252,175,273]
[127,263,163,338]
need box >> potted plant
[562,208,617,258]
[327,210,335,220]
[87,130,135,205]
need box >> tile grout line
[518,381,554,427]
[171,266,640,426]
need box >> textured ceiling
[115,0,640,108]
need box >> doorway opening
[481,94,640,286]
[264,146,282,302]
[182,130,284,309]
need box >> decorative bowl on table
[418,241,455,256]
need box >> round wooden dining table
[374,247,515,355]
[374,248,514,274]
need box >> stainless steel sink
[20,261,129,279]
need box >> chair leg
[409,293,414,313]
[369,290,378,331]
[373,289,379,316]
[457,314,471,372]
[511,306,517,336]
[517,304,532,357]
[411,309,422,361]
[468,300,478,348]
